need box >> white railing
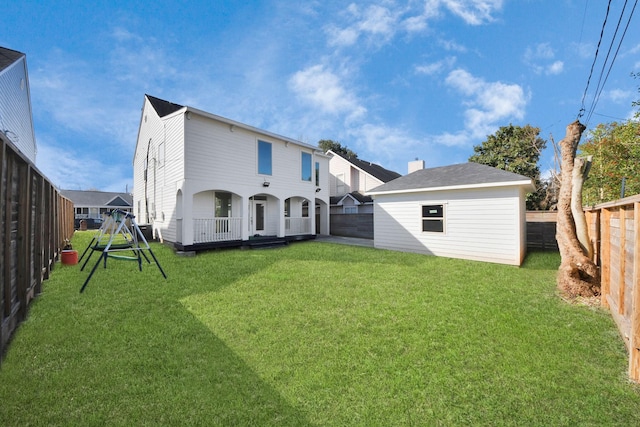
[193,217,242,243]
[285,217,311,236]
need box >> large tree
[555,121,599,298]
[578,120,640,205]
[469,124,547,210]
[318,139,357,158]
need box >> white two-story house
[0,47,37,163]
[133,95,330,251]
[327,150,400,239]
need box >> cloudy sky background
[3,0,639,191]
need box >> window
[344,206,357,214]
[284,199,290,217]
[422,204,444,233]
[258,140,272,175]
[215,192,232,217]
[315,162,320,186]
[302,200,309,217]
[301,152,312,181]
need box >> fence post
[601,208,611,308]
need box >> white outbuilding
[367,162,535,266]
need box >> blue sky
[3,0,639,192]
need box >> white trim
[367,180,534,196]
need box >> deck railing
[193,218,242,243]
[285,217,311,235]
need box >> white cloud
[325,0,503,48]
[606,88,633,103]
[440,0,504,25]
[546,60,564,75]
[289,64,366,120]
[524,43,564,75]
[415,56,457,75]
[436,68,528,145]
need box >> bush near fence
[1,134,74,364]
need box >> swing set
[79,209,167,293]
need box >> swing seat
[106,254,139,261]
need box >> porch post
[241,195,250,241]
[277,197,285,238]
[181,181,194,246]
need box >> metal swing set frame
[79,209,167,293]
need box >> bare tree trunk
[571,156,593,259]
[556,121,600,298]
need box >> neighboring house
[60,189,133,229]
[367,162,535,266]
[0,46,37,163]
[328,150,401,214]
[133,94,330,251]
[327,150,400,239]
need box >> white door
[251,200,265,235]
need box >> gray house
[60,190,133,229]
[367,162,535,265]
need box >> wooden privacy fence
[585,194,640,381]
[1,135,74,364]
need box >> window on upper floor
[315,162,320,186]
[422,204,444,233]
[301,152,312,182]
[258,140,272,175]
[344,206,357,214]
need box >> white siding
[328,153,384,196]
[0,56,37,162]
[373,186,525,265]
[134,96,330,246]
[132,98,185,244]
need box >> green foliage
[579,120,640,205]
[469,124,547,209]
[318,139,357,158]
[1,233,639,425]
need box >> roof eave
[367,179,534,196]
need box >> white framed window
[301,152,312,181]
[343,206,358,214]
[258,140,272,175]
[422,204,444,233]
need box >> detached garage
[367,163,535,266]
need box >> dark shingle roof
[146,94,184,117]
[60,190,133,207]
[330,191,373,206]
[330,151,401,183]
[368,162,533,194]
[0,47,24,73]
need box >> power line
[586,0,638,124]
[578,0,612,120]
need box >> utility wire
[578,0,612,120]
[586,0,638,124]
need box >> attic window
[421,204,444,233]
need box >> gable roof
[329,150,401,183]
[143,94,322,153]
[367,162,535,195]
[60,190,133,207]
[146,94,185,117]
[330,191,373,206]
[0,47,23,73]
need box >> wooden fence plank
[630,202,640,380]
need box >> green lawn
[1,232,639,426]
